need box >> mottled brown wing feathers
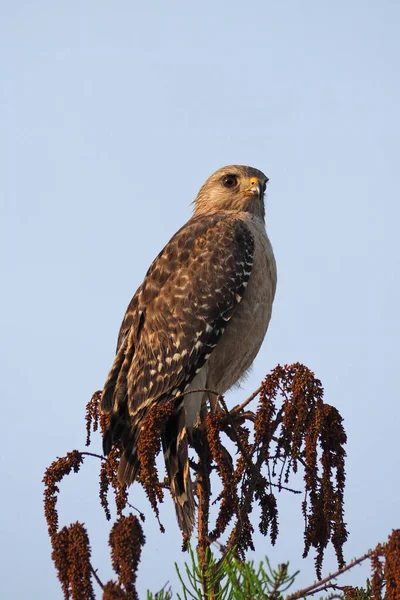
[102,214,254,419]
[100,214,255,532]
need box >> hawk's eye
[222,174,238,189]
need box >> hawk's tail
[162,409,196,538]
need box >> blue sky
[1,1,400,597]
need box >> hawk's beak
[250,180,263,199]
[244,177,264,199]
[242,177,268,200]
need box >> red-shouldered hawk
[101,165,277,536]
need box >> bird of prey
[101,165,277,536]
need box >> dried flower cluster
[99,445,128,520]
[85,390,103,447]
[44,363,352,598]
[86,392,130,520]
[43,448,145,599]
[136,398,176,528]
[106,515,145,600]
[43,450,84,541]
[52,523,95,600]
[44,396,146,599]
[371,529,400,600]
[193,363,347,578]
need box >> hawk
[101,165,277,536]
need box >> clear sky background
[1,1,400,598]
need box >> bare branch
[89,562,104,590]
[285,551,373,600]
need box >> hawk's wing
[101,213,255,418]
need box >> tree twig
[89,561,104,590]
[230,385,262,414]
[285,551,373,600]
[81,451,106,461]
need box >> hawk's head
[194,165,269,219]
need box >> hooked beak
[250,180,263,199]
[243,177,266,200]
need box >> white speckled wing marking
[101,213,254,420]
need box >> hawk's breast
[206,214,277,393]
